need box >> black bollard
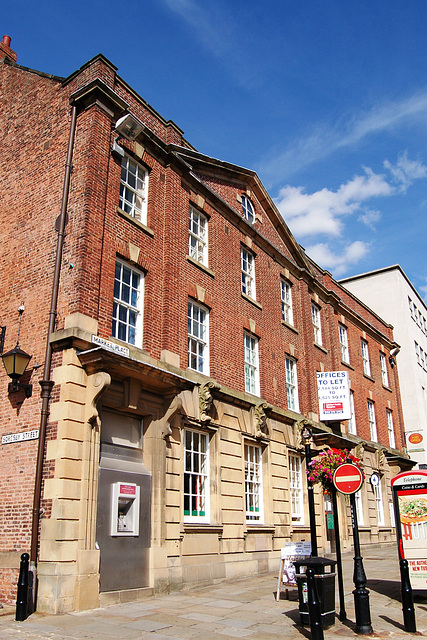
[307,566,324,640]
[16,553,30,621]
[400,559,416,633]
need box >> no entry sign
[333,463,363,494]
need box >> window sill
[117,207,154,237]
[183,524,223,535]
[186,255,215,278]
[314,342,327,354]
[363,374,375,383]
[241,292,262,310]
[341,360,354,370]
[382,384,392,392]
[281,320,298,334]
[244,525,275,534]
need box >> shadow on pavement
[379,614,406,631]
[282,609,311,639]
[337,615,356,632]
[367,579,401,601]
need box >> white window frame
[119,154,148,223]
[244,332,260,396]
[374,479,385,526]
[241,247,256,299]
[380,352,389,387]
[184,429,209,523]
[112,260,143,346]
[281,279,293,325]
[355,489,364,526]
[389,501,396,528]
[348,391,357,435]
[289,453,304,524]
[285,357,299,412]
[311,303,322,346]
[188,206,208,266]
[415,341,421,366]
[188,300,209,375]
[367,400,377,441]
[387,409,396,448]
[361,339,371,377]
[241,193,255,223]
[245,443,263,522]
[409,296,414,320]
[339,325,349,363]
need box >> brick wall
[0,49,407,605]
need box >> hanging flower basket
[307,448,363,493]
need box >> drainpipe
[29,104,78,604]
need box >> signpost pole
[349,492,372,635]
[331,486,346,620]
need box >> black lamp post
[301,425,318,556]
[349,492,373,634]
[1,308,32,397]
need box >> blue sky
[6,1,427,298]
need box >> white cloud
[159,0,232,56]
[157,0,259,87]
[275,152,427,277]
[305,241,370,277]
[259,92,427,185]
[384,151,427,192]
[357,209,381,230]
[275,167,391,238]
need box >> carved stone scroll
[86,371,111,428]
[355,441,366,461]
[161,396,183,439]
[199,381,221,423]
[377,447,386,470]
[254,401,272,438]
[295,417,313,451]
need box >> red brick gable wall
[197,173,295,260]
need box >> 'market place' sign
[316,371,351,421]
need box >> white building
[341,265,427,467]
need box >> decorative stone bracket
[295,417,314,451]
[86,371,111,428]
[254,401,272,438]
[355,441,367,462]
[199,381,221,423]
[162,396,184,439]
[377,447,386,470]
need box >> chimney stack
[0,35,17,62]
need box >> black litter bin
[294,557,336,628]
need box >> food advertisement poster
[316,371,351,421]
[391,471,427,590]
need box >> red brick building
[0,36,412,613]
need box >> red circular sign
[409,433,423,445]
[333,463,363,494]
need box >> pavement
[0,548,426,640]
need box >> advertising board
[276,541,311,600]
[316,371,351,421]
[391,470,427,590]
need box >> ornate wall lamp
[1,307,32,398]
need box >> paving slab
[2,550,427,639]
